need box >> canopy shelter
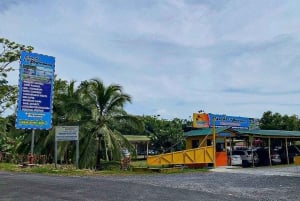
[238,129,300,138]
[238,129,300,165]
[124,135,151,158]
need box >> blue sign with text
[16,51,55,129]
[208,113,250,129]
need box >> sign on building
[192,113,209,128]
[15,51,55,130]
[208,113,250,129]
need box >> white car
[229,155,243,166]
[231,150,259,167]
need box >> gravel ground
[101,166,300,201]
[1,166,300,201]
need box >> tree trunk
[95,136,102,170]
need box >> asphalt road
[1,166,300,201]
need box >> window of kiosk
[216,142,225,152]
[192,140,199,148]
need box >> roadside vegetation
[0,160,209,176]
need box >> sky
[1,0,300,120]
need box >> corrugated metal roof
[185,128,300,138]
[124,135,150,142]
[239,129,300,137]
[184,127,232,137]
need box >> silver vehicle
[229,155,243,166]
[231,150,259,167]
[270,149,281,165]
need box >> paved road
[1,166,300,201]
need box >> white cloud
[1,0,300,119]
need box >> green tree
[0,115,26,163]
[49,79,94,165]
[282,114,299,131]
[0,38,33,115]
[260,111,300,131]
[79,78,142,170]
[143,116,185,153]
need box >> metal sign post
[54,139,57,168]
[55,126,79,169]
[76,140,79,168]
[30,130,35,154]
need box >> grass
[0,160,209,176]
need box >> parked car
[231,150,259,167]
[256,147,281,166]
[278,145,300,164]
[229,155,243,166]
[270,149,281,164]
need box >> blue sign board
[218,132,232,137]
[208,113,250,129]
[16,51,55,129]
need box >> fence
[147,146,214,166]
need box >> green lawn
[0,160,209,176]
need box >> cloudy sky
[1,0,300,120]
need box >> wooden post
[213,117,216,168]
[229,137,232,166]
[135,143,138,157]
[268,137,272,166]
[285,138,289,164]
[146,142,149,157]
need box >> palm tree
[52,79,92,165]
[79,78,142,170]
[24,79,92,165]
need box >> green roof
[124,135,150,142]
[185,128,300,138]
[239,129,300,137]
[184,127,232,137]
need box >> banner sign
[208,113,250,129]
[55,126,79,141]
[192,113,209,128]
[16,51,55,129]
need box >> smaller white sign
[55,126,79,141]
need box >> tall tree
[0,38,33,115]
[51,79,92,165]
[79,78,142,170]
[143,116,185,153]
[260,111,300,131]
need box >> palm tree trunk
[95,136,102,170]
[105,145,109,161]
